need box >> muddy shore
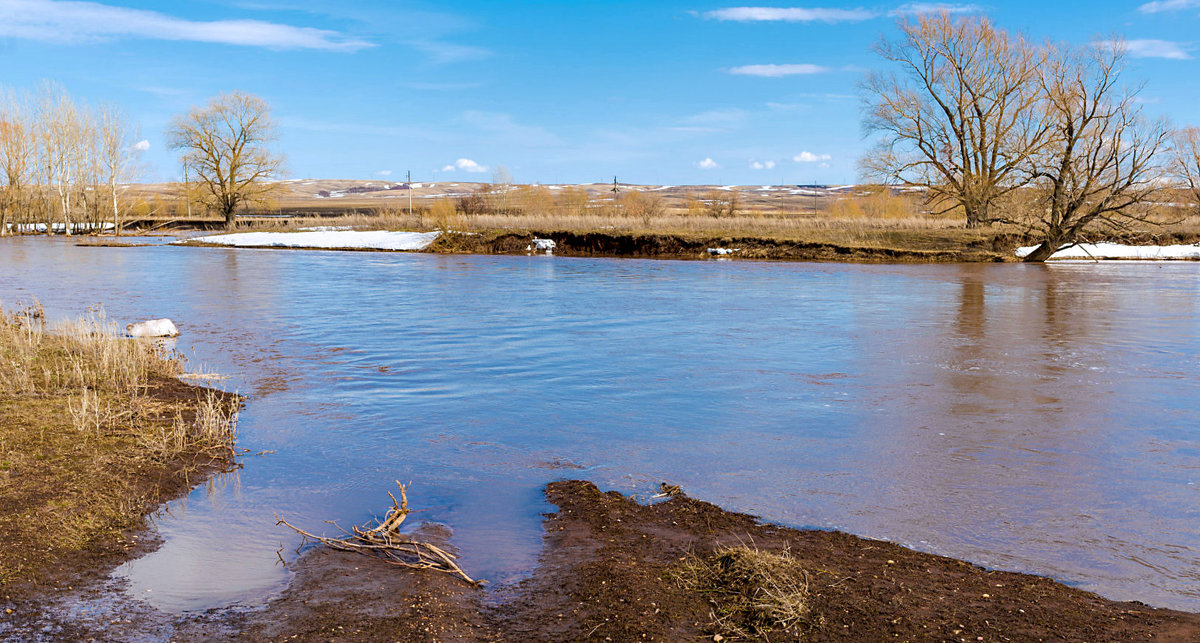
[6,480,1199,641]
[429,230,1015,263]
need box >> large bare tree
[863,12,1048,227]
[168,92,283,229]
[1172,126,1200,214]
[1017,43,1168,262]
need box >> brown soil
[16,480,1186,641]
[430,231,1012,263]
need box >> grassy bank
[17,181,1200,262]
[0,304,238,586]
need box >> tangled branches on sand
[277,482,481,586]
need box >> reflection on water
[1,239,1199,612]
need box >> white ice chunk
[127,318,179,338]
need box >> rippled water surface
[2,237,1199,612]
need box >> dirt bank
[430,230,1013,263]
[20,480,1184,641]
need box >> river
[2,237,1198,612]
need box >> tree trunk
[111,179,120,238]
[223,205,236,230]
[964,202,988,229]
[1022,239,1061,262]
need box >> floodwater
[1,237,1199,613]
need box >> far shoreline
[157,227,1200,263]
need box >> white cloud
[1112,39,1194,60]
[697,158,720,170]
[1139,0,1200,13]
[0,0,372,51]
[750,160,777,170]
[794,151,832,163]
[131,139,150,152]
[729,63,830,77]
[375,170,392,176]
[440,158,487,173]
[703,7,877,22]
[890,3,982,16]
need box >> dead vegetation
[0,302,239,584]
[674,544,816,639]
[278,481,481,586]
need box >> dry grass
[673,544,814,639]
[0,303,239,583]
[0,303,179,395]
[234,205,983,250]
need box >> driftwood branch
[277,481,482,585]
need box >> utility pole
[407,170,413,215]
[183,161,192,219]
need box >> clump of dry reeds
[0,303,180,396]
[0,302,237,458]
[674,544,813,639]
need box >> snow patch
[707,247,739,256]
[6,222,115,233]
[186,230,441,251]
[527,238,556,254]
[1015,242,1200,260]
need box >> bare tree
[1171,126,1200,214]
[863,12,1048,227]
[0,90,34,236]
[36,85,86,235]
[167,92,283,229]
[1017,43,1168,262]
[97,106,142,236]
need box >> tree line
[0,84,141,236]
[0,87,282,235]
[864,12,1200,261]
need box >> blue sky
[1,0,1198,184]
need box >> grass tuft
[674,544,814,639]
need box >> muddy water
[2,237,1199,612]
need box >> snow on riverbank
[185,230,441,251]
[1016,243,1200,260]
